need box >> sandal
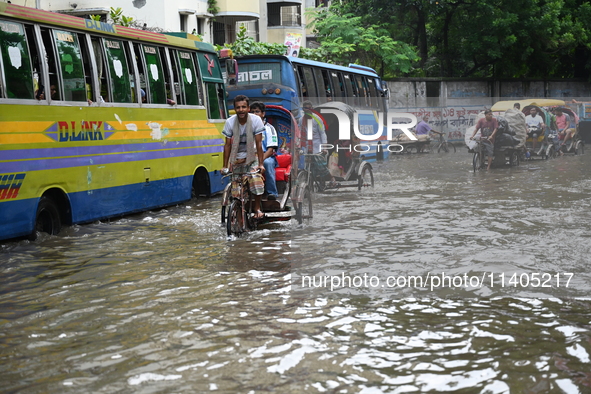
[254,210,265,219]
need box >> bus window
[366,76,379,108]
[168,49,182,104]
[77,34,94,103]
[206,82,226,119]
[159,47,176,104]
[174,50,201,105]
[343,73,356,106]
[53,29,87,102]
[90,37,108,102]
[103,38,132,103]
[39,28,60,100]
[302,67,318,100]
[24,24,43,98]
[313,67,326,101]
[321,69,333,100]
[357,75,370,107]
[132,43,147,102]
[296,65,307,97]
[331,72,345,99]
[141,44,166,104]
[0,20,34,99]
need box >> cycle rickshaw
[307,102,375,192]
[491,99,568,160]
[551,106,584,155]
[467,109,525,171]
[221,105,312,236]
[521,104,559,160]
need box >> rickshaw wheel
[546,145,556,159]
[296,186,313,224]
[473,152,482,172]
[510,151,520,166]
[575,141,584,155]
[358,165,374,190]
[227,200,245,236]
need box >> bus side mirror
[225,59,237,85]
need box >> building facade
[6,0,329,48]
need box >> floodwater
[2,149,591,393]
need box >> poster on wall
[284,33,302,57]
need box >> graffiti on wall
[401,106,484,142]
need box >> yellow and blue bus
[0,3,228,241]
[224,55,390,160]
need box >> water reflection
[1,152,591,392]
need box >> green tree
[222,24,287,56]
[306,3,420,78]
[334,0,591,79]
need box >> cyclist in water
[221,95,266,219]
[470,110,499,171]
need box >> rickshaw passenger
[250,101,279,200]
[525,107,545,152]
[298,101,334,184]
[470,110,498,171]
[554,108,575,151]
[222,95,266,219]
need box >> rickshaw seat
[275,154,291,182]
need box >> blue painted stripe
[1,139,224,161]
[0,145,223,173]
[0,170,225,241]
[0,198,36,240]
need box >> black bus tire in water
[31,196,61,239]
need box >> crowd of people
[220,95,339,219]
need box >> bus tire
[31,196,62,239]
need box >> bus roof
[0,2,216,53]
[232,55,381,78]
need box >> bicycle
[431,130,456,153]
[223,170,259,236]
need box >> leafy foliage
[109,7,134,27]
[222,25,289,56]
[306,4,420,78]
[333,0,591,79]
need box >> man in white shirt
[222,95,266,218]
[525,107,545,153]
[250,101,279,200]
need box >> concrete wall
[386,78,591,143]
[387,78,591,110]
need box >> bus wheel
[32,196,62,238]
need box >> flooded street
[2,150,591,393]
